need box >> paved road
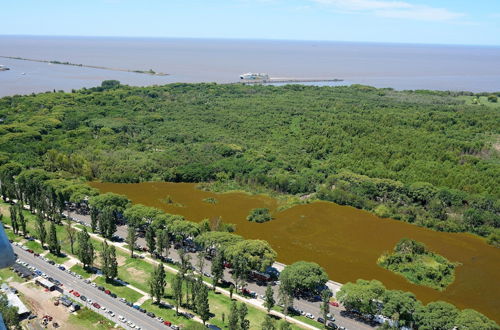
[67,211,374,330]
[12,244,165,330]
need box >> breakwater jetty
[0,55,169,76]
[239,77,343,84]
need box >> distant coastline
[0,55,169,76]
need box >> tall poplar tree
[17,206,26,236]
[77,228,94,269]
[145,226,156,256]
[195,283,210,325]
[35,216,46,246]
[47,221,60,255]
[149,263,167,303]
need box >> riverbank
[0,55,169,76]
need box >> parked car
[80,296,87,302]
[329,301,340,307]
[163,320,172,326]
[104,289,111,295]
[97,286,105,291]
[306,313,315,319]
[146,312,155,318]
[110,293,117,298]
[92,302,101,309]
[326,322,338,329]
[318,317,325,324]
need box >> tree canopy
[0,83,498,240]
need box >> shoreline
[0,55,169,76]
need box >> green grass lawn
[117,256,155,293]
[70,264,94,279]
[67,307,117,329]
[93,276,144,303]
[45,252,70,264]
[0,267,24,284]
[5,230,23,242]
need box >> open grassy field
[67,307,117,329]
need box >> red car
[92,302,101,309]
[329,301,339,307]
[73,291,80,297]
[27,249,34,253]
[104,289,111,295]
[163,321,172,326]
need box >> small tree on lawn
[238,302,250,330]
[228,301,239,330]
[264,284,275,313]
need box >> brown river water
[89,182,500,321]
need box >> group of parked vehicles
[13,247,184,329]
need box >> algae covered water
[90,181,500,322]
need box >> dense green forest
[0,82,499,241]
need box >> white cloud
[311,0,464,21]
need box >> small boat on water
[0,65,10,71]
[21,72,26,75]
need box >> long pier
[238,77,343,84]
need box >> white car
[108,311,115,317]
[306,313,314,319]
[101,306,107,311]
[118,315,125,322]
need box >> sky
[1,0,500,46]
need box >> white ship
[0,65,10,71]
[239,72,269,80]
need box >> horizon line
[1,33,500,48]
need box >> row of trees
[337,279,499,329]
